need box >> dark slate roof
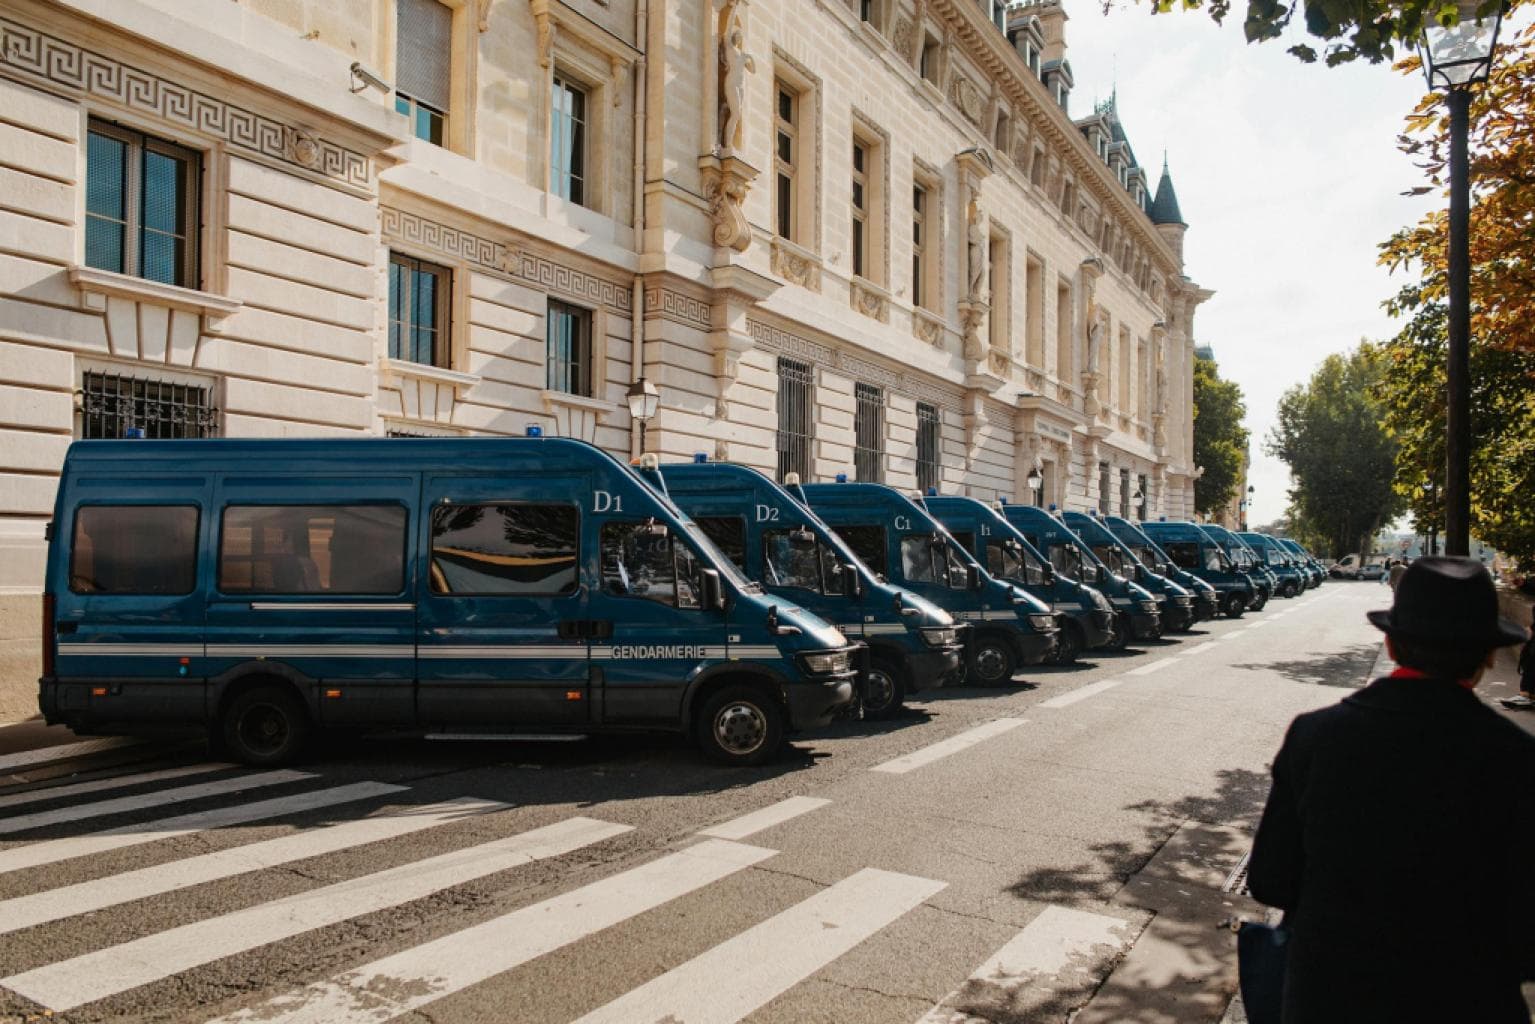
[1150,161,1186,226]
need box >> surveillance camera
[350,61,390,94]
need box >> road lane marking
[0,816,633,1011]
[1248,620,1273,628]
[204,838,778,1024]
[572,868,947,1024]
[1039,680,1123,708]
[0,770,314,836]
[698,796,830,840]
[1127,659,1178,677]
[0,797,507,936]
[915,905,1133,1024]
[0,738,144,774]
[0,763,230,811]
[0,781,406,875]
[870,719,1027,774]
[1185,643,1218,655]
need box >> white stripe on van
[417,647,586,659]
[204,646,413,658]
[56,645,195,657]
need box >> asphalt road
[0,582,1394,1024]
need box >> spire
[1149,160,1185,226]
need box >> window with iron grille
[916,402,940,494]
[776,357,813,483]
[388,253,451,367]
[854,382,884,483]
[551,74,589,205]
[395,0,451,144]
[1098,461,1111,515]
[547,299,594,396]
[80,371,217,439]
[1120,468,1131,519]
[85,120,199,288]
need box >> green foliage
[1129,0,1517,68]
[1266,344,1404,558]
[1378,297,1535,564]
[1192,356,1249,516]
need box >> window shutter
[397,0,452,112]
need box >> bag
[1236,920,1289,1024]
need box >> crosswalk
[0,759,1135,1023]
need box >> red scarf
[1388,666,1477,691]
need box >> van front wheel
[221,685,310,766]
[972,635,1018,686]
[1222,592,1247,619]
[697,684,784,766]
[862,659,905,720]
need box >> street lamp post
[1026,467,1043,507]
[625,377,660,457]
[1419,1,1503,557]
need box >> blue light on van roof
[693,452,708,463]
[835,473,848,483]
[1048,503,1057,511]
[525,425,543,438]
[123,427,146,439]
[926,487,937,496]
[1159,516,1167,522]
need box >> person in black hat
[1247,556,1534,1024]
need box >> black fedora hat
[1367,556,1528,649]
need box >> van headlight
[800,650,851,675]
[919,626,959,648]
[1138,600,1159,615]
[1028,614,1056,631]
[1173,595,1193,607]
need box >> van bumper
[1016,629,1058,666]
[1128,612,1161,640]
[1084,610,1115,648]
[785,677,856,730]
[1193,595,1217,622]
[1162,602,1195,632]
[906,645,962,692]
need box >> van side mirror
[1157,563,1170,576]
[789,527,816,550]
[766,602,801,636]
[1135,564,1149,583]
[842,562,863,597]
[643,518,668,537]
[1043,563,1057,583]
[966,564,981,590]
[700,568,724,611]
[1083,564,1100,584]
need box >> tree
[1192,355,1249,516]
[1267,344,1403,558]
[1381,21,1535,357]
[1135,0,1520,68]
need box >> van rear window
[70,506,198,594]
[220,505,406,594]
[430,503,578,595]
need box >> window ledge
[69,265,242,327]
[541,390,617,415]
[380,358,481,391]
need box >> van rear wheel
[222,685,310,766]
[862,659,905,720]
[697,684,784,766]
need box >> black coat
[1249,675,1535,1024]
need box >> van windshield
[1091,544,1130,577]
[1127,543,1160,570]
[682,522,759,593]
[900,533,966,589]
[1047,542,1084,582]
[988,540,1044,587]
[763,529,846,596]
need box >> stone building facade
[0,0,1208,716]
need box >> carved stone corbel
[699,153,759,254]
[534,9,556,68]
[477,0,493,31]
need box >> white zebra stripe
[0,770,314,836]
[0,816,633,1011]
[203,839,777,1024]
[0,763,229,812]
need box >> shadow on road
[1234,641,1379,689]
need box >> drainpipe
[629,0,649,459]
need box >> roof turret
[1149,158,1186,226]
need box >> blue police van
[40,437,862,767]
[1139,520,1255,618]
[997,504,1161,649]
[1101,515,1219,622]
[1200,523,1272,610]
[654,458,963,718]
[1276,538,1324,586]
[1062,511,1197,632]
[790,480,1058,686]
[923,495,1114,664]
[1238,531,1307,598]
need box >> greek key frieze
[0,16,370,189]
[644,288,711,330]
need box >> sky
[1061,1,1442,526]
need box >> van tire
[1104,614,1128,652]
[862,658,905,719]
[696,684,784,767]
[971,633,1018,686]
[221,685,311,766]
[1281,580,1299,599]
[1051,621,1084,665]
[1222,592,1247,619]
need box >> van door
[205,475,418,727]
[54,478,210,724]
[591,515,729,726]
[417,477,589,727]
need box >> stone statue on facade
[966,194,986,302]
[699,0,757,254]
[718,2,753,156]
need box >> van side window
[901,534,962,588]
[762,529,844,595]
[430,503,578,595]
[1160,541,1201,571]
[693,517,747,573]
[1047,543,1083,582]
[600,523,702,609]
[220,505,406,594]
[831,524,886,575]
[70,506,198,594]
